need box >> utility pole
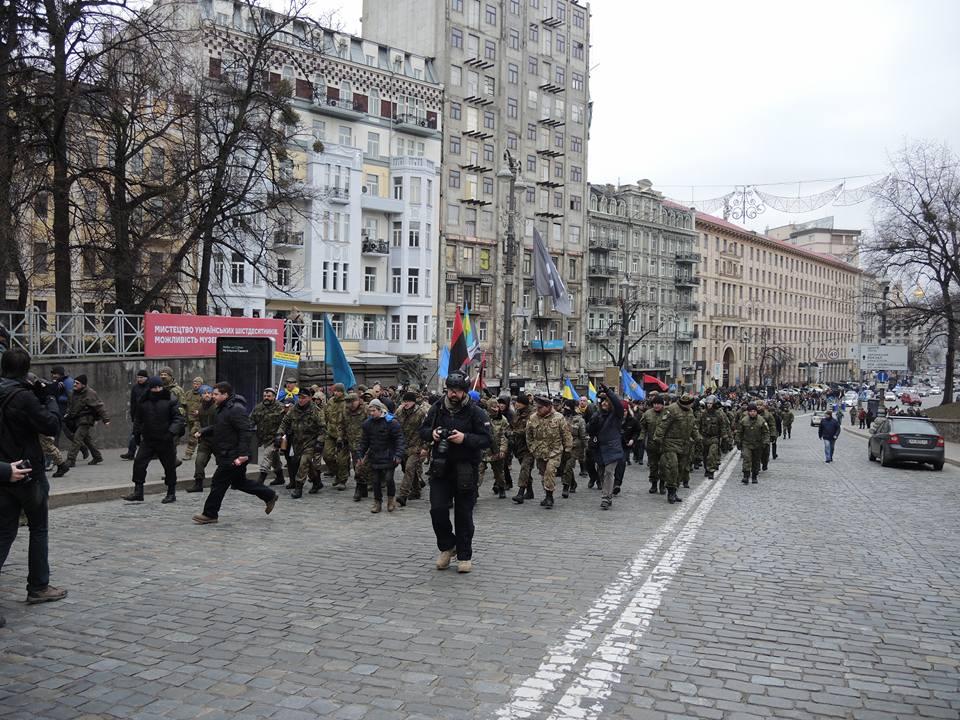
[497,151,521,392]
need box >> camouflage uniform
[699,406,729,476]
[279,400,326,492]
[480,400,510,492]
[343,398,369,496]
[735,412,770,482]
[639,405,668,492]
[562,410,587,493]
[193,399,218,487]
[780,407,794,438]
[40,435,64,466]
[525,406,572,494]
[182,385,204,460]
[322,394,350,487]
[652,398,701,499]
[511,401,534,490]
[396,401,427,500]
[251,397,286,481]
[758,405,777,469]
[65,386,110,464]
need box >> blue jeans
[0,477,51,592]
[823,438,836,461]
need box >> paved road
[1,418,958,719]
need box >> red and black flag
[449,306,469,373]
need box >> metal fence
[0,309,146,359]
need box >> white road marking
[494,452,738,720]
[544,456,735,720]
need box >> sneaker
[457,559,473,573]
[436,549,455,570]
[87,457,103,466]
[192,514,218,525]
[120,453,135,460]
[612,486,621,496]
[600,497,612,510]
[26,586,68,605]
[265,496,277,515]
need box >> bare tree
[867,141,960,405]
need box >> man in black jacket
[0,348,68,618]
[418,373,492,573]
[121,369,149,460]
[357,399,405,513]
[193,382,278,524]
[123,376,185,504]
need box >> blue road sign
[876,371,889,383]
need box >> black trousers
[369,466,396,501]
[0,477,50,593]
[132,438,178,488]
[429,467,478,561]
[202,462,276,519]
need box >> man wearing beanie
[64,374,110,467]
[181,377,205,462]
[158,366,186,409]
[510,394,535,504]
[123,376,185,503]
[395,390,427,506]
[121,370,150,460]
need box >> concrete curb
[49,471,265,510]
[842,425,960,469]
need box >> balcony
[312,93,364,120]
[534,209,563,218]
[390,156,436,173]
[586,329,611,342]
[361,237,390,256]
[526,339,565,352]
[674,274,700,287]
[676,302,699,312]
[542,14,563,27]
[393,113,440,137]
[463,91,495,106]
[538,81,565,95]
[325,186,350,204]
[464,56,495,70]
[360,192,404,214]
[587,296,617,307]
[538,115,565,127]
[588,264,617,277]
[676,330,694,342]
[272,230,304,248]
[536,146,564,158]
[588,237,619,251]
[463,127,493,140]
[719,265,743,279]
[675,252,701,263]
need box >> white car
[843,391,858,404]
[810,411,825,427]
[929,386,941,395]
[884,391,897,402]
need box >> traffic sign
[856,344,908,371]
[876,370,889,383]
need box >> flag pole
[536,300,550,394]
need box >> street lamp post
[497,151,522,392]
[671,315,679,389]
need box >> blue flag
[324,314,356,389]
[588,381,598,403]
[438,345,450,380]
[562,378,580,401]
[621,368,645,401]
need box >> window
[556,33,565,53]
[507,97,518,118]
[571,103,583,124]
[572,72,584,91]
[230,252,245,284]
[573,40,584,60]
[569,225,581,245]
[365,173,380,196]
[483,177,493,195]
[449,169,461,188]
[406,315,418,341]
[407,268,419,294]
[364,266,376,292]
[568,258,577,279]
[571,136,582,153]
[522,251,532,274]
[34,192,49,218]
[509,28,520,50]
[451,27,463,48]
[321,261,329,290]
[554,191,563,209]
[485,3,496,24]
[483,111,495,129]
[450,135,461,155]
[450,65,462,87]
[554,160,564,178]
[409,221,421,247]
[362,315,376,340]
[450,101,461,120]
[527,122,537,140]
[447,203,460,225]
[479,248,491,270]
[451,0,463,10]
[33,242,49,274]
[478,320,488,342]
[555,66,565,86]
[393,177,403,199]
[391,268,402,293]
[410,177,422,204]
[483,144,495,163]
[571,165,582,182]
[555,130,564,148]
[367,131,380,156]
[338,125,352,146]
[570,195,581,211]
[390,315,401,341]
[528,56,538,75]
[507,132,518,150]
[529,23,538,42]
[527,154,537,172]
[392,221,403,247]
[484,40,496,60]
[573,8,585,28]
[277,259,291,287]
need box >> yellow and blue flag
[561,378,580,401]
[621,367,646,401]
[587,381,598,403]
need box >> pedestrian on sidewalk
[356,398,404,513]
[123,376,186,503]
[818,410,841,463]
[120,370,149,460]
[63,375,110,467]
[193,382,277,525]
[0,347,69,622]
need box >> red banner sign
[144,313,285,358]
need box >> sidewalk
[842,425,960,468]
[46,449,261,509]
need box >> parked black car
[868,417,945,471]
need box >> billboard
[855,344,909,371]
[144,313,284,358]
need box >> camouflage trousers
[703,438,721,473]
[646,445,661,484]
[290,448,316,488]
[194,442,214,483]
[322,443,351,486]
[760,441,770,468]
[40,436,64,466]
[741,445,764,477]
[182,419,200,459]
[398,447,424,499]
[66,424,101,464]
[515,448,535,489]
[561,452,581,489]
[535,456,561,492]
[658,447,690,490]
[479,458,505,490]
[258,443,283,475]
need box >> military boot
[667,487,682,504]
[370,500,382,514]
[524,484,534,500]
[308,479,322,494]
[561,484,570,499]
[270,468,285,486]
[123,484,144,502]
[512,487,525,504]
[544,490,554,509]
[742,472,750,485]
[161,489,176,504]
[360,483,369,498]
[658,479,666,495]
[187,479,203,493]
[387,497,397,512]
[291,484,303,499]
[751,474,759,484]
[285,474,296,489]
[498,487,506,499]
[705,470,714,479]
[353,485,362,502]
[257,470,268,484]
[649,480,658,494]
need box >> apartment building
[585,183,698,387]
[767,217,862,266]
[693,212,861,386]
[362,0,592,384]
[195,0,443,361]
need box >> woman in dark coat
[586,386,624,510]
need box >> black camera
[30,377,63,399]
[20,459,32,482]
[430,428,454,475]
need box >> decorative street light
[496,150,527,391]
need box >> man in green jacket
[652,393,701,504]
[735,403,769,484]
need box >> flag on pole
[463,305,480,366]
[472,351,487,391]
[621,368,645,401]
[323,314,356,389]
[438,345,450,380]
[532,227,572,316]
[562,378,580,401]
[448,306,469,373]
[587,381,598,403]
[643,373,669,392]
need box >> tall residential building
[193,1,443,366]
[692,212,861,386]
[585,183,698,387]
[767,217,862,266]
[362,0,593,385]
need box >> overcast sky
[329,0,960,234]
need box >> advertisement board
[144,313,284,358]
[854,344,909,371]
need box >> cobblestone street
[2,416,959,719]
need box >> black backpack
[0,380,29,466]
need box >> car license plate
[906,439,927,446]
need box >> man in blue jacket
[586,384,624,511]
[357,399,405,514]
[818,409,841,463]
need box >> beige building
[692,211,861,387]
[767,216,861,266]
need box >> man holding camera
[418,373,492,574]
[0,348,69,625]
